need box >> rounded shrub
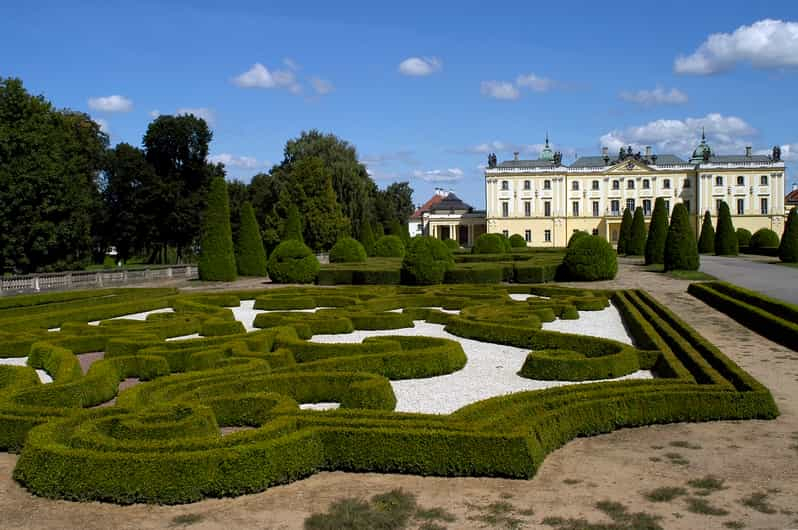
[443,238,460,250]
[473,233,507,254]
[562,235,617,281]
[401,236,454,285]
[644,197,668,265]
[736,228,752,248]
[627,207,647,256]
[509,234,526,248]
[780,207,798,263]
[567,231,590,248]
[266,240,319,284]
[198,177,237,281]
[373,235,406,258]
[698,211,715,254]
[235,202,268,276]
[664,203,699,271]
[749,228,779,250]
[518,348,639,381]
[714,201,738,256]
[329,237,367,263]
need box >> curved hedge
[329,237,367,263]
[518,348,639,381]
[749,228,779,250]
[473,234,508,254]
[373,235,406,258]
[561,236,617,281]
[509,234,526,248]
[401,236,454,285]
[736,228,752,248]
[267,240,320,284]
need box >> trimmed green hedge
[749,228,779,250]
[518,348,639,381]
[401,237,454,285]
[198,177,238,281]
[473,233,509,254]
[267,240,320,284]
[329,237,368,263]
[561,236,617,281]
[373,236,405,258]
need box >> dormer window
[501,180,509,191]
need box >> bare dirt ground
[1,259,797,529]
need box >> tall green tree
[714,201,738,256]
[617,208,633,254]
[0,78,108,273]
[226,179,250,245]
[780,207,798,263]
[198,177,237,281]
[359,222,377,256]
[282,203,304,243]
[664,203,699,271]
[627,207,647,256]
[644,198,668,265]
[249,171,286,252]
[375,182,414,231]
[698,211,715,254]
[235,202,267,276]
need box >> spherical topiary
[401,236,454,285]
[780,207,798,263]
[266,240,319,283]
[373,235,406,258]
[617,208,633,254]
[473,233,507,254]
[749,228,780,250]
[664,203,699,271]
[235,201,268,276]
[199,177,237,281]
[329,237,367,263]
[627,207,647,256]
[714,201,738,256]
[698,211,715,254]
[509,234,527,248]
[567,231,590,248]
[644,197,668,265]
[736,228,752,248]
[443,238,460,250]
[562,235,617,281]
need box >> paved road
[699,254,798,305]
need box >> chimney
[745,146,752,157]
[793,182,797,192]
[513,151,520,161]
[601,147,608,156]
[645,146,652,157]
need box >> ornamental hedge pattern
[0,284,777,505]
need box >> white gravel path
[88,307,174,326]
[299,402,340,411]
[542,305,633,345]
[0,357,53,384]
[509,293,550,301]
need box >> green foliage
[282,203,304,243]
[329,237,367,263]
[567,231,589,248]
[518,347,639,381]
[359,223,377,257]
[645,198,669,265]
[226,179,249,245]
[267,240,319,284]
[235,202,267,276]
[401,236,454,285]
[509,234,527,248]
[714,201,738,256]
[562,235,617,281]
[749,228,779,249]
[698,211,715,253]
[617,208,633,254]
[198,177,237,281]
[780,207,798,262]
[627,207,647,256]
[473,233,508,254]
[375,182,415,237]
[664,204,699,271]
[373,235,406,258]
[443,238,460,250]
[736,228,752,248]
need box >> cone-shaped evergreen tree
[359,222,376,257]
[780,207,798,263]
[714,201,738,256]
[375,223,385,238]
[617,208,633,254]
[235,201,267,276]
[664,203,699,271]
[282,203,304,243]
[198,177,237,281]
[697,211,715,254]
[627,207,647,256]
[644,197,668,265]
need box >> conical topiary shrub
[698,211,715,254]
[199,177,237,281]
[780,207,798,263]
[644,197,668,265]
[664,203,699,271]
[617,208,633,255]
[627,207,647,256]
[235,201,267,276]
[359,222,376,257]
[714,201,738,256]
[282,203,304,243]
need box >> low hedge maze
[0,284,778,504]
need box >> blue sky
[3,0,798,209]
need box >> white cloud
[149,109,160,119]
[619,86,688,106]
[310,77,334,95]
[283,57,300,71]
[209,153,265,169]
[398,56,442,76]
[413,168,464,182]
[233,63,301,93]
[176,107,216,126]
[515,73,556,92]
[480,81,520,100]
[756,143,798,162]
[599,113,757,156]
[461,140,576,160]
[361,150,417,166]
[675,19,798,75]
[88,95,133,113]
[94,118,110,134]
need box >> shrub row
[518,348,639,381]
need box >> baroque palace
[412,133,788,248]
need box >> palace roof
[409,193,445,220]
[431,193,473,213]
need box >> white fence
[0,265,198,295]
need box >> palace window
[544,201,551,217]
[642,179,650,189]
[501,202,509,217]
[572,181,579,191]
[524,229,531,242]
[592,229,599,236]
[760,175,768,186]
[684,200,690,213]
[683,178,691,188]
[543,179,551,190]
[592,180,600,190]
[612,180,620,190]
[610,200,620,216]
[524,180,531,190]
[715,176,723,186]
[737,176,745,186]
[737,198,744,215]
[501,180,509,191]
[663,178,671,189]
[626,198,635,211]
[627,179,635,189]
[592,201,600,217]
[643,199,652,215]
[572,201,579,217]
[524,201,531,217]
[761,198,768,214]
[502,230,509,238]
[544,229,552,242]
